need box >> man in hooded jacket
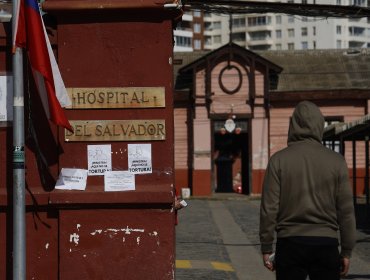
[259,101,356,280]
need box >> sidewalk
[175,196,370,280]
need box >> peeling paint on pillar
[59,209,174,279]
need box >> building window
[194,39,201,50]
[204,22,212,31]
[288,15,295,23]
[301,41,308,49]
[276,30,282,38]
[288,43,295,50]
[313,41,316,49]
[193,23,201,33]
[213,21,221,30]
[276,43,282,50]
[313,26,316,36]
[176,36,192,47]
[349,26,365,36]
[176,21,191,31]
[213,35,222,44]
[301,27,308,36]
[337,40,342,48]
[232,18,246,28]
[336,0,341,4]
[288,28,295,37]
[276,15,282,24]
[248,16,271,26]
[193,10,201,17]
[302,0,307,3]
[336,25,342,34]
[231,32,246,42]
[352,0,365,6]
[250,31,271,40]
[205,36,212,46]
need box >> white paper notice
[0,75,13,122]
[128,144,152,174]
[88,145,112,176]
[104,171,135,192]
[55,168,88,190]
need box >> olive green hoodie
[259,101,356,257]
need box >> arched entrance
[213,119,250,194]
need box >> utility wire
[183,0,370,18]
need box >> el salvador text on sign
[65,120,166,142]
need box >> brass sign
[65,120,166,142]
[66,87,165,109]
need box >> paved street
[175,195,370,280]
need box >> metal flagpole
[12,0,26,278]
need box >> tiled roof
[174,48,370,92]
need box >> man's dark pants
[275,238,341,280]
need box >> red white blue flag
[13,0,73,132]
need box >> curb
[184,194,262,201]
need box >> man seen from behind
[259,101,356,280]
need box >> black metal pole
[352,140,357,211]
[365,138,369,221]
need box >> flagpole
[12,0,26,278]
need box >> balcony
[348,41,367,48]
[175,21,192,32]
[174,29,193,38]
[232,25,246,33]
[231,32,246,43]
[182,13,193,22]
[246,25,274,32]
[248,44,273,51]
[248,31,273,46]
[247,38,274,46]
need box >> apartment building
[174,0,370,51]
[173,10,205,52]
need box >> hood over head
[288,101,324,145]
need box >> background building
[174,0,370,52]
[173,45,370,196]
[174,12,194,52]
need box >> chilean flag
[13,0,73,132]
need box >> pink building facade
[174,44,370,197]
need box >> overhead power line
[183,0,370,18]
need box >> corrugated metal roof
[174,47,370,92]
[173,50,207,81]
[173,50,207,90]
[323,114,370,141]
[258,49,370,92]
